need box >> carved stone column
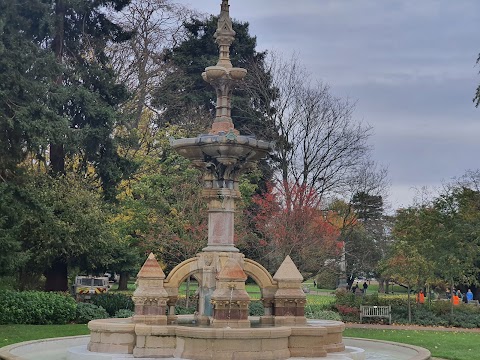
[273,256,307,326]
[132,253,169,325]
[210,257,250,328]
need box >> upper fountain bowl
[170,133,273,165]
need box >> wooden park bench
[468,300,479,306]
[360,305,391,324]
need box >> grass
[344,328,480,360]
[1,324,478,360]
[0,324,89,348]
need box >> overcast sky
[176,0,480,211]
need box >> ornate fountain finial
[202,0,247,135]
[215,0,236,68]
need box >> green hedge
[0,290,76,325]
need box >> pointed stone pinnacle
[273,255,304,282]
[137,252,166,279]
[217,258,247,281]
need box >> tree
[246,54,373,208]
[0,0,64,179]
[0,173,114,291]
[351,191,390,282]
[113,121,207,274]
[151,15,277,140]
[380,241,434,322]
[0,0,136,290]
[249,182,339,275]
[475,54,480,107]
[107,0,196,129]
[387,181,480,311]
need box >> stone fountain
[85,1,347,359]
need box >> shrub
[0,290,76,325]
[91,293,134,316]
[76,302,109,324]
[306,295,336,309]
[114,309,134,318]
[307,310,342,321]
[249,301,264,316]
[315,270,337,290]
[175,305,196,315]
[412,306,448,327]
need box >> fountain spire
[202,0,247,135]
[214,0,235,69]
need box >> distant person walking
[362,281,368,294]
[351,283,358,293]
[466,289,473,303]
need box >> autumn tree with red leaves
[249,182,340,276]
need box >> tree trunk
[185,277,190,308]
[407,285,411,323]
[118,272,129,291]
[50,0,66,175]
[44,260,68,292]
[378,278,385,293]
[450,279,454,317]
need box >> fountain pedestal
[210,257,250,328]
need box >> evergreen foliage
[152,15,276,140]
[0,290,76,325]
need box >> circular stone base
[0,336,430,360]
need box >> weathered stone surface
[273,255,303,283]
[136,253,165,279]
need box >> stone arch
[164,257,202,291]
[244,258,277,298]
[164,257,203,302]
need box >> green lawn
[344,328,480,360]
[1,324,478,360]
[0,324,89,348]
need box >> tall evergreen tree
[152,15,277,141]
[1,0,133,197]
[0,0,133,291]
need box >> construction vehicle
[73,275,111,301]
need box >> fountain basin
[0,335,431,360]
[86,317,345,359]
[170,134,272,164]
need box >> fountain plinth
[273,256,307,326]
[132,253,169,325]
[210,257,250,328]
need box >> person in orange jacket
[416,290,425,304]
[452,293,460,305]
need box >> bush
[0,290,76,325]
[91,293,134,317]
[307,309,342,321]
[175,305,196,315]
[315,270,337,290]
[76,302,109,324]
[249,301,264,316]
[412,306,448,327]
[114,309,134,318]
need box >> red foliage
[335,304,360,316]
[250,182,340,272]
